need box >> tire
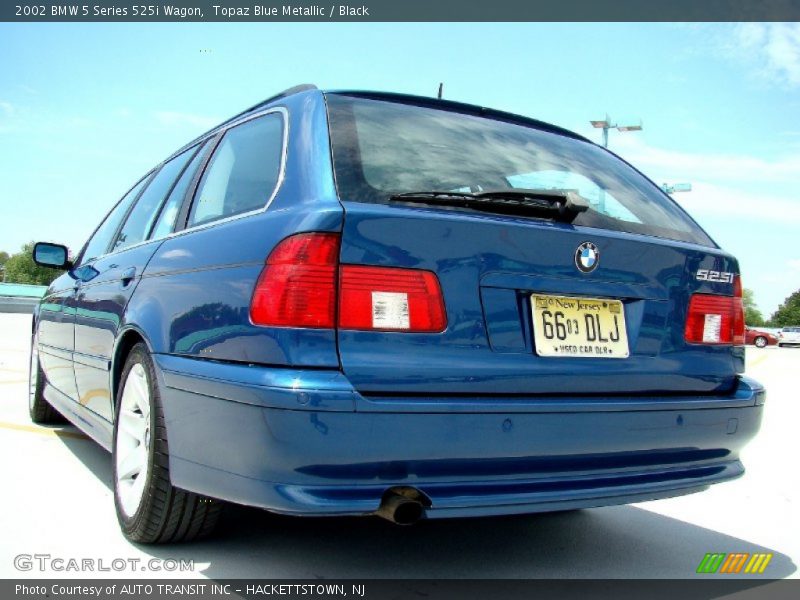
[113,343,222,543]
[754,336,767,348]
[29,332,65,424]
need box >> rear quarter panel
[124,91,345,368]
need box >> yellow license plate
[531,294,629,358]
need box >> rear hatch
[326,93,743,396]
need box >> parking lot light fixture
[589,114,643,148]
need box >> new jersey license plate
[531,294,629,358]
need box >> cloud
[609,133,800,187]
[670,181,800,226]
[722,23,800,88]
[590,135,800,230]
[0,101,18,134]
[16,84,38,95]
[154,110,217,129]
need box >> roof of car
[170,84,594,165]
[211,84,590,144]
[325,89,592,143]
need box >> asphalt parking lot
[0,312,797,580]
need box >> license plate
[531,294,629,358]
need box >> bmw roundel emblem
[575,242,600,273]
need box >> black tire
[113,342,222,543]
[29,332,65,424]
[754,336,767,348]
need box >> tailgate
[337,201,741,396]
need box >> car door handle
[120,267,136,287]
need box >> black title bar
[4,0,800,22]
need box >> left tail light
[250,232,447,333]
[249,233,340,328]
[338,265,447,332]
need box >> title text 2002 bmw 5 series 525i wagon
[30,85,764,543]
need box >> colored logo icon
[696,552,773,574]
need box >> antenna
[437,83,443,99]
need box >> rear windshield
[326,94,714,246]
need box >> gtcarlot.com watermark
[14,554,194,573]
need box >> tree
[742,288,764,327]
[769,289,800,327]
[0,250,8,282]
[2,242,62,286]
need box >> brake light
[339,265,447,332]
[732,275,745,345]
[249,233,340,328]
[250,233,447,332]
[685,275,745,345]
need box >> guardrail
[0,283,47,314]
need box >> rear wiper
[389,189,589,222]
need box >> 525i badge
[696,269,734,283]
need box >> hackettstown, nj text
[17,583,364,597]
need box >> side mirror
[33,242,72,270]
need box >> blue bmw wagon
[30,85,764,543]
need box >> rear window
[326,94,713,246]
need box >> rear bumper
[155,354,764,518]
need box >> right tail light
[685,275,744,345]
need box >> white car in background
[777,326,800,347]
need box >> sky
[0,22,798,316]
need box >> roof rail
[166,84,317,162]
[212,83,318,132]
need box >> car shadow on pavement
[56,432,796,581]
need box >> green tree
[0,250,8,282]
[742,288,764,327]
[3,242,63,286]
[769,289,800,327]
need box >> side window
[79,177,149,265]
[150,141,209,240]
[187,112,284,228]
[111,147,196,253]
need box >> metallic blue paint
[34,88,764,521]
[153,355,762,517]
[336,201,742,395]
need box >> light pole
[661,182,693,195]
[590,114,643,148]
[589,114,643,212]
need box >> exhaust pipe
[376,487,428,525]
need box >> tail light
[339,265,446,332]
[250,233,340,328]
[251,232,447,332]
[732,276,745,345]
[684,275,745,345]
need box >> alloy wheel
[115,363,152,518]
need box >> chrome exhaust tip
[375,487,429,525]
